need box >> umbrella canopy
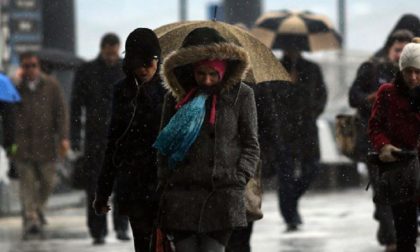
[36,48,85,71]
[155,20,290,83]
[252,10,342,52]
[0,73,21,103]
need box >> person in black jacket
[277,47,327,232]
[349,30,413,162]
[92,28,166,252]
[349,29,413,251]
[70,33,129,244]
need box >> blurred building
[3,0,75,63]
[1,0,78,101]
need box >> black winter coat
[349,58,398,158]
[95,74,166,214]
[251,81,293,178]
[70,56,124,180]
[281,56,327,161]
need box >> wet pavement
[0,188,389,252]
[252,189,383,252]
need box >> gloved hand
[92,196,111,215]
[379,144,401,162]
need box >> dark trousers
[374,202,396,245]
[226,222,254,252]
[86,186,129,239]
[368,162,396,245]
[391,201,417,252]
[128,202,158,252]
[277,152,320,224]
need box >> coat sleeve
[70,67,87,151]
[368,85,391,151]
[52,79,69,141]
[311,64,327,118]
[237,85,260,181]
[95,84,126,200]
[157,93,176,184]
[0,102,14,150]
[349,61,376,112]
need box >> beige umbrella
[251,10,342,52]
[154,20,290,83]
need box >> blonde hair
[413,37,420,43]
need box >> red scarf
[175,87,217,126]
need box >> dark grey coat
[158,42,260,232]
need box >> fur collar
[161,42,250,100]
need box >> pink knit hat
[194,59,227,80]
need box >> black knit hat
[123,28,161,75]
[181,27,227,48]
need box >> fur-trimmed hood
[161,42,250,100]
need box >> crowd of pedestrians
[0,12,419,252]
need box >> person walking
[368,42,420,252]
[70,33,129,245]
[92,28,166,252]
[276,46,327,232]
[12,51,69,239]
[154,27,260,252]
[349,29,413,251]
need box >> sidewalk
[0,180,85,216]
[0,188,388,252]
[252,188,382,252]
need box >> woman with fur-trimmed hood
[154,27,260,251]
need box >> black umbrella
[36,48,84,72]
[252,10,342,52]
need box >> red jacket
[368,83,420,154]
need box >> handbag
[367,151,420,205]
[335,114,358,159]
[245,160,263,222]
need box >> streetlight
[180,0,187,21]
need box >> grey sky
[76,0,419,59]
